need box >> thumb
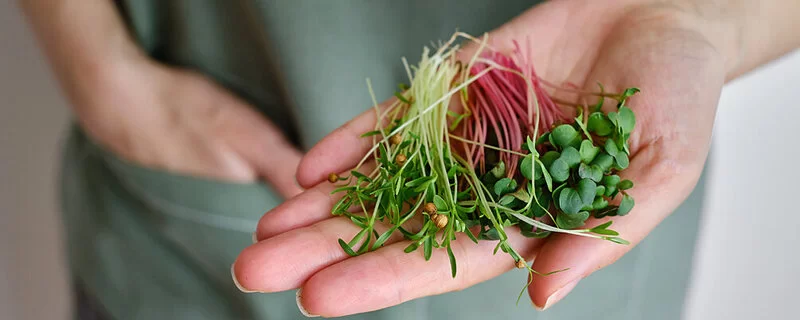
[221,102,305,199]
[527,144,703,310]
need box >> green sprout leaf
[494,178,517,196]
[608,237,630,245]
[498,194,516,206]
[591,220,613,231]
[351,171,372,182]
[551,125,579,148]
[556,211,590,229]
[482,228,501,241]
[360,130,382,138]
[579,140,600,163]
[592,228,619,236]
[618,179,634,190]
[575,113,592,142]
[560,146,581,168]
[549,158,570,183]
[594,206,618,219]
[592,153,615,171]
[338,239,358,257]
[614,152,630,169]
[526,136,536,154]
[520,154,539,181]
[511,187,531,202]
[372,227,399,250]
[595,185,606,196]
[530,188,550,218]
[618,87,640,107]
[618,194,635,216]
[558,188,584,214]
[537,159,554,191]
[403,242,420,253]
[590,221,620,236]
[536,132,550,146]
[447,246,457,278]
[394,91,412,104]
[608,111,619,128]
[588,112,613,136]
[604,139,619,156]
[541,151,561,168]
[592,196,609,210]
[605,185,618,198]
[490,161,506,179]
[433,195,449,211]
[423,237,433,261]
[617,106,636,134]
[577,179,597,206]
[602,175,621,187]
[578,163,603,182]
[406,175,436,188]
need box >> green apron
[62,1,704,319]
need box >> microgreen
[327,32,640,301]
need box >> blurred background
[1,1,798,319]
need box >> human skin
[236,0,800,317]
[18,0,304,199]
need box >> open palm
[234,0,728,316]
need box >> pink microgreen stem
[462,45,568,176]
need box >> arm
[235,0,800,317]
[18,0,304,197]
[18,0,143,119]
[672,0,800,80]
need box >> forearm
[17,0,145,113]
[731,0,800,78]
[675,0,800,80]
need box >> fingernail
[296,289,319,317]
[231,263,256,293]
[252,232,258,244]
[534,278,580,311]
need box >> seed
[395,154,407,165]
[327,173,339,183]
[515,259,527,269]
[390,134,403,145]
[423,202,437,215]
[431,213,448,229]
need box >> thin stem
[447,134,528,157]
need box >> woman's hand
[21,0,304,198]
[77,58,304,198]
[233,0,797,317]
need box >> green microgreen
[326,32,640,301]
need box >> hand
[76,57,304,198]
[234,0,737,316]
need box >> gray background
[1,1,798,319]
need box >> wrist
[68,52,164,152]
[673,0,800,80]
[665,0,745,80]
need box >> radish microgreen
[327,32,640,299]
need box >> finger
[235,215,423,293]
[255,162,376,241]
[235,217,374,293]
[220,100,305,199]
[254,181,338,242]
[295,98,395,189]
[255,144,304,199]
[527,144,705,310]
[297,229,545,317]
